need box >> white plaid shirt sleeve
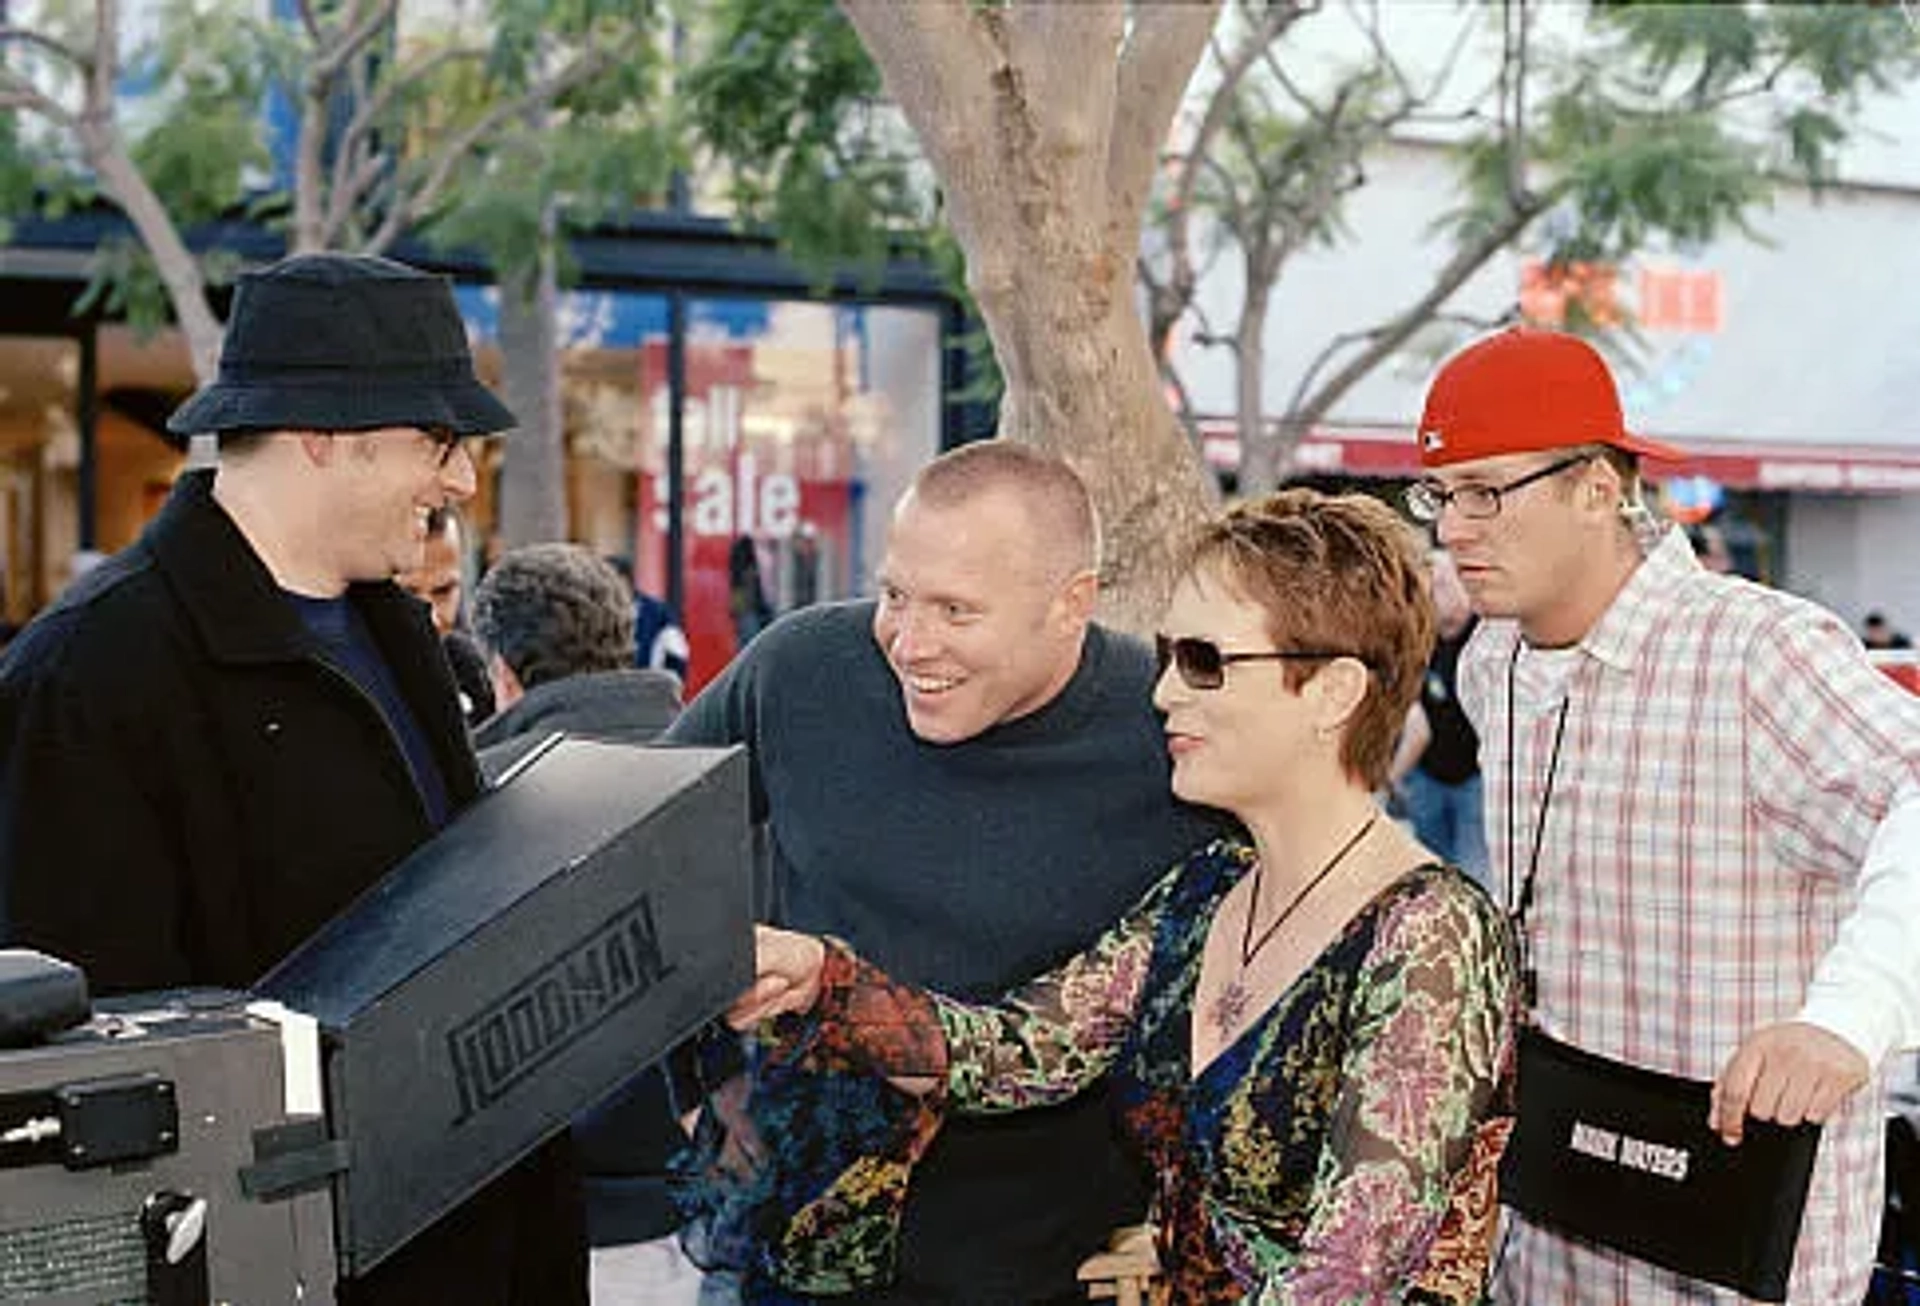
[1799,777,1920,1062]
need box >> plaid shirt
[1462,528,1920,1305]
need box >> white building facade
[1167,12,1920,633]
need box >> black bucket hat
[167,253,517,439]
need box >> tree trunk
[842,0,1221,633]
[1233,271,1279,496]
[993,259,1216,630]
[495,212,567,547]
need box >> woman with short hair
[721,489,1517,1303]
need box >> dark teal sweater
[665,601,1222,1302]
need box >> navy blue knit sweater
[665,601,1223,1303]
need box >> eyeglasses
[426,429,468,468]
[1155,634,1368,692]
[1405,453,1592,524]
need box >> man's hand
[1708,1021,1870,1146]
[725,925,827,1030]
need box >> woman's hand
[726,924,828,1029]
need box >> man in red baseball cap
[1408,327,1920,1304]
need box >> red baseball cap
[1416,327,1684,468]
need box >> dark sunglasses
[1154,634,1370,691]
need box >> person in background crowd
[1387,549,1488,886]
[0,253,585,1306]
[789,526,822,611]
[469,543,681,779]
[1684,520,1736,575]
[727,488,1516,1301]
[727,535,775,651]
[604,553,691,684]
[397,506,493,725]
[465,541,689,1303]
[1410,325,1920,1304]
[667,440,1223,1304]
[1863,610,1913,651]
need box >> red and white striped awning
[1197,421,1920,494]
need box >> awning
[1197,421,1920,494]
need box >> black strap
[1505,639,1572,1009]
[238,1118,351,1202]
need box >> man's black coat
[0,470,584,1305]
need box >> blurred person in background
[469,543,680,778]
[397,506,493,725]
[1387,549,1488,886]
[727,535,775,651]
[604,553,691,685]
[1863,610,1913,652]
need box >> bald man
[664,440,1221,1304]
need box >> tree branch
[364,47,614,254]
[353,45,481,149]
[311,0,396,87]
[1346,0,1415,106]
[294,0,324,44]
[59,0,224,384]
[0,75,77,130]
[86,0,116,130]
[1177,2,1307,214]
[0,25,92,72]
[323,149,387,249]
[839,1,1020,292]
[293,51,331,250]
[1500,0,1532,209]
[841,1,1014,176]
[841,0,997,173]
[1196,149,1250,233]
[1108,1,1221,230]
[1146,1,1305,360]
[1158,348,1203,448]
[1283,185,1559,432]
[1259,40,1323,118]
[327,44,488,233]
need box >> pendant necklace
[1208,812,1379,1037]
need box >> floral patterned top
[681,839,1517,1304]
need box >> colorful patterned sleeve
[807,861,1182,1113]
[1257,877,1518,1306]
[675,862,1185,1297]
[931,869,1171,1112]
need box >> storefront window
[460,287,944,693]
[638,298,942,691]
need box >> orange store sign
[1636,266,1722,334]
[1519,260,1722,334]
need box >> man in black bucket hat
[0,253,585,1305]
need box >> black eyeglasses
[1405,452,1592,524]
[427,429,468,468]
[1155,634,1369,692]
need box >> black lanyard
[1505,638,1571,1010]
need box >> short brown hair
[472,543,635,690]
[908,440,1100,579]
[1181,489,1433,789]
